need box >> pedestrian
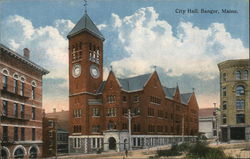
[125,148,128,157]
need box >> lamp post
[125,109,135,151]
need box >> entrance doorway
[108,137,116,150]
[221,127,228,142]
[1,149,8,159]
[124,139,127,150]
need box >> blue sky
[0,0,249,112]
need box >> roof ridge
[118,73,151,80]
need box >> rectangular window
[14,103,18,117]
[48,120,54,127]
[73,138,81,148]
[20,82,24,96]
[32,107,36,120]
[236,114,245,123]
[32,128,36,141]
[223,101,227,110]
[107,95,115,103]
[236,100,245,110]
[21,104,25,119]
[2,100,8,116]
[14,79,18,93]
[14,127,18,141]
[3,75,8,90]
[3,126,8,141]
[92,108,100,116]
[21,128,25,141]
[150,96,161,104]
[123,96,127,102]
[222,87,226,96]
[92,125,100,133]
[73,109,82,118]
[107,108,116,117]
[32,86,35,99]
[133,95,140,102]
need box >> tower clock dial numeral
[90,64,100,79]
[72,64,81,78]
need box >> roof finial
[110,65,113,71]
[84,0,88,14]
[192,87,195,93]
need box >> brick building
[218,59,250,142]
[68,12,199,153]
[0,44,49,158]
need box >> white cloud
[97,24,107,30]
[1,15,74,83]
[107,7,248,79]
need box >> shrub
[157,144,181,157]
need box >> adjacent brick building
[68,12,199,153]
[0,44,49,158]
[218,59,250,142]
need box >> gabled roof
[67,13,105,41]
[0,43,49,75]
[163,87,177,99]
[180,93,193,104]
[96,81,106,94]
[118,73,152,91]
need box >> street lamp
[124,109,135,151]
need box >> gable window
[92,108,100,116]
[133,95,140,102]
[243,70,248,80]
[2,100,8,116]
[235,70,241,80]
[236,114,245,123]
[236,85,245,96]
[236,100,245,110]
[107,95,115,103]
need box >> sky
[0,0,249,112]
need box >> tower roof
[67,13,105,41]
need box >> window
[235,70,241,80]
[243,70,248,80]
[148,125,155,132]
[122,123,128,129]
[158,110,163,118]
[133,95,140,102]
[236,114,245,123]
[132,107,140,115]
[14,79,18,93]
[108,121,116,130]
[32,86,35,99]
[148,108,154,116]
[222,73,227,81]
[222,114,227,124]
[133,124,141,132]
[73,109,82,118]
[14,103,18,117]
[3,126,8,141]
[3,75,8,90]
[73,138,81,148]
[14,127,18,141]
[92,125,100,133]
[92,108,100,116]
[107,108,116,117]
[150,96,161,104]
[236,100,245,110]
[73,125,81,133]
[236,85,245,96]
[48,120,54,127]
[21,128,25,141]
[20,82,24,96]
[222,87,226,96]
[123,96,127,102]
[32,107,36,120]
[21,104,25,119]
[222,101,227,110]
[32,128,36,140]
[2,100,8,116]
[107,95,115,103]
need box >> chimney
[53,108,56,113]
[23,48,30,59]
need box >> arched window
[236,85,245,96]
[29,146,38,159]
[235,70,241,80]
[14,148,25,158]
[236,100,245,110]
[243,70,248,80]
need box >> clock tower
[67,11,105,136]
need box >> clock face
[72,64,81,78]
[90,64,100,79]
